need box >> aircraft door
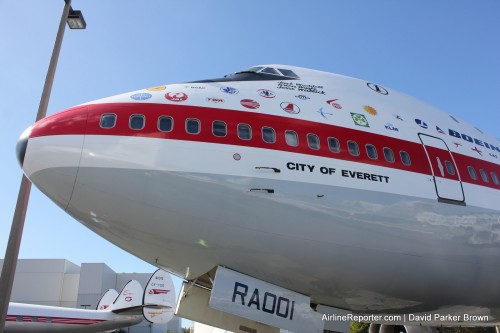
[418,134,465,204]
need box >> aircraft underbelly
[53,136,500,315]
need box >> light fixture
[67,7,86,29]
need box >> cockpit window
[190,66,300,83]
[261,67,281,75]
[238,66,263,73]
[278,69,300,79]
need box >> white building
[0,259,182,333]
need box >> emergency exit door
[418,134,465,204]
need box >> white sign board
[209,267,323,333]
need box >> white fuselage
[19,65,500,324]
[5,303,142,333]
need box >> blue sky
[1,0,499,314]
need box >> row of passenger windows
[101,113,411,165]
[99,113,499,185]
[468,165,499,185]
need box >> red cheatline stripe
[29,103,500,190]
[6,314,106,325]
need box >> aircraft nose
[16,125,32,167]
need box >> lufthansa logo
[367,83,388,95]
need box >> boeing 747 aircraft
[16,65,500,332]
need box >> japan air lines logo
[165,92,188,102]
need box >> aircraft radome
[16,65,500,333]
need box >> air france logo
[415,118,428,129]
[221,86,239,94]
[367,82,388,95]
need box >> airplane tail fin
[96,288,119,310]
[110,280,144,314]
[142,269,176,324]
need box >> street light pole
[0,0,85,330]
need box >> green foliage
[350,321,370,333]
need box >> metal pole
[0,0,72,330]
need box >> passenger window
[212,121,227,137]
[383,147,395,163]
[238,124,252,140]
[186,118,200,134]
[491,172,499,185]
[480,169,489,183]
[100,114,116,129]
[468,166,477,180]
[328,137,340,153]
[285,130,298,147]
[366,144,378,160]
[262,127,276,143]
[129,114,145,130]
[444,161,455,175]
[347,141,359,156]
[307,134,320,150]
[158,116,173,132]
[400,151,411,166]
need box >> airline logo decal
[258,89,276,98]
[206,97,225,104]
[351,113,369,127]
[185,85,205,89]
[471,147,482,156]
[123,290,133,302]
[165,92,188,102]
[220,86,239,94]
[240,99,260,109]
[317,108,333,119]
[385,123,399,131]
[453,142,462,148]
[149,289,170,295]
[326,99,342,109]
[363,105,378,116]
[295,94,310,100]
[436,126,445,134]
[147,86,166,91]
[393,114,404,121]
[415,119,428,129]
[367,82,388,95]
[280,102,300,114]
[130,93,152,101]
